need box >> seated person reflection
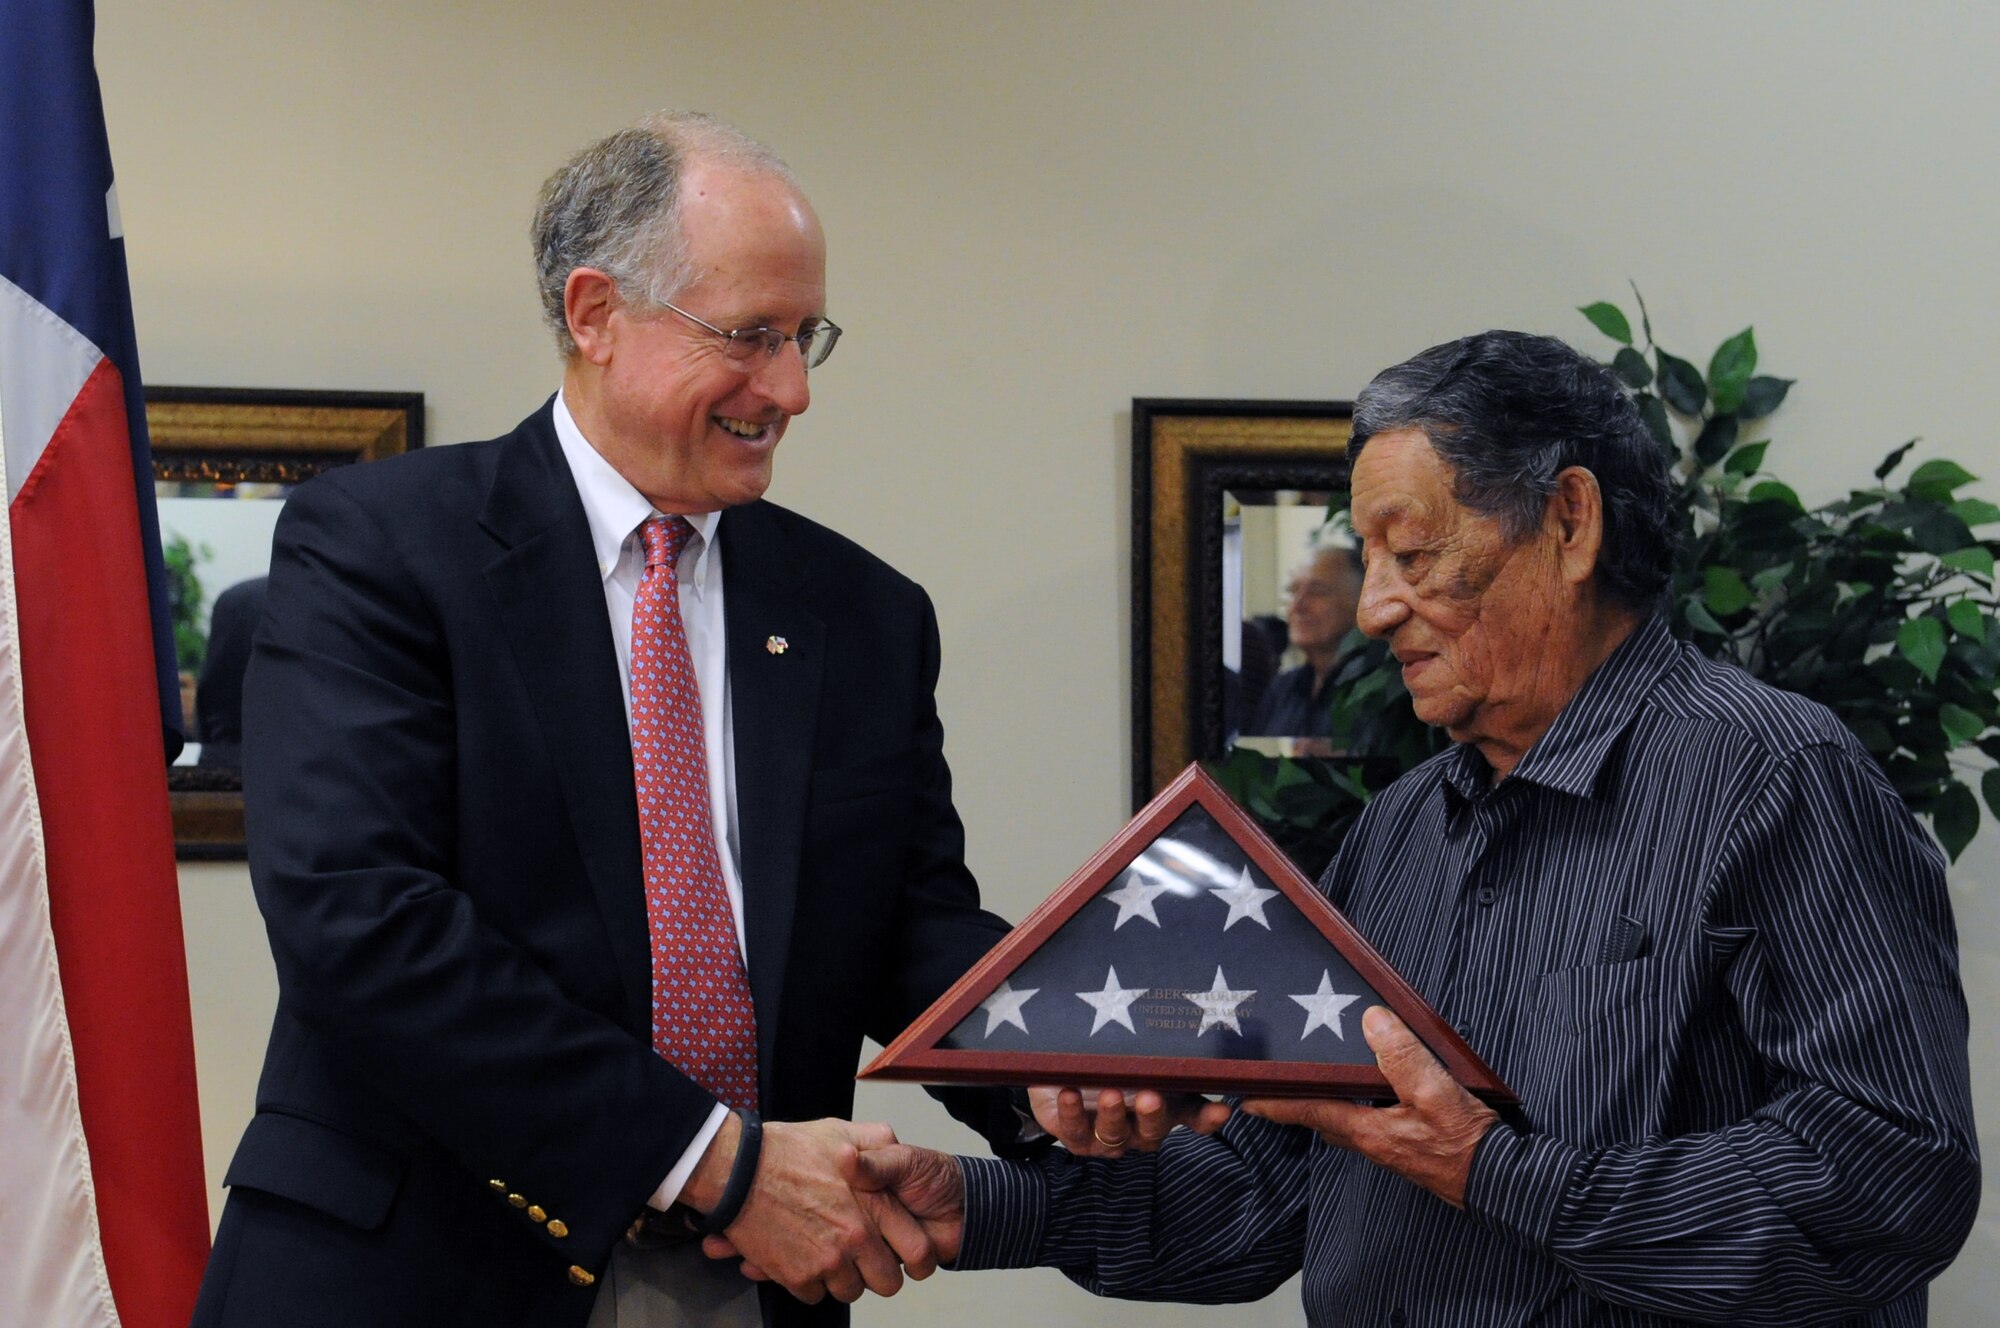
[1242,544,1364,739]
[194,575,266,768]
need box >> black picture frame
[1130,399,1354,809]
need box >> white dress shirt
[551,390,739,1207]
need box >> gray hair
[1350,330,1677,610]
[530,111,799,356]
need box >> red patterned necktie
[630,516,759,1111]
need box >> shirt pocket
[1528,960,1670,1145]
[1535,958,1662,1034]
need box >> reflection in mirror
[148,386,423,858]
[159,480,290,771]
[1223,490,1363,755]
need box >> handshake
[687,1005,1498,1305]
[688,1087,1233,1305]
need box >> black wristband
[693,1108,762,1235]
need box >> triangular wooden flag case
[862,764,1516,1104]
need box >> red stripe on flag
[12,357,208,1328]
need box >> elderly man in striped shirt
[801,331,1980,1327]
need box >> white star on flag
[1075,966,1150,1035]
[1101,876,1172,929]
[979,980,1038,1036]
[1290,970,1363,1040]
[1210,865,1279,930]
[1185,966,1256,1036]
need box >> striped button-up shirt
[958,615,1978,1326]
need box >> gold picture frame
[151,386,423,859]
[1130,399,1354,808]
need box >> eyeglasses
[660,300,842,371]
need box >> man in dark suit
[191,112,1027,1328]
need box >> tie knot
[639,516,694,571]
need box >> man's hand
[850,1144,967,1264]
[1241,1005,1498,1207]
[703,1142,963,1280]
[691,1118,928,1304]
[1030,1086,1233,1158]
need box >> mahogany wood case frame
[861,764,1516,1104]
[1131,399,1354,809]
[152,386,423,858]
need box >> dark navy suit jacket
[192,404,1022,1327]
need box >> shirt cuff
[650,1101,732,1210]
[954,1156,1047,1270]
[1461,1120,1582,1252]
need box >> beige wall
[101,2,1997,1322]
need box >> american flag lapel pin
[765,635,788,655]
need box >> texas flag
[0,3,209,1326]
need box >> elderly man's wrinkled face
[1349,428,1569,746]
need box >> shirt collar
[1441,613,1682,803]
[552,389,721,590]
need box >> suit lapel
[718,504,825,1086]
[478,407,652,1034]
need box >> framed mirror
[1130,399,1356,809]
[151,386,424,858]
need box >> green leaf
[1746,480,1803,511]
[1636,394,1673,451]
[1872,654,1923,691]
[1850,720,1894,755]
[1610,347,1653,389]
[1751,562,1793,594]
[1739,376,1794,420]
[1951,498,2000,527]
[1940,703,1985,747]
[1579,302,1633,345]
[1270,759,1314,793]
[1703,566,1753,615]
[1908,458,1978,503]
[1899,616,1947,681]
[1684,599,1727,637]
[1948,599,1988,642]
[1656,351,1707,414]
[1707,328,1757,414]
[1694,414,1739,467]
[1932,782,1979,862]
[1911,509,1976,556]
[1874,439,1918,480]
[1940,546,1996,579]
[1205,749,1258,801]
[1984,767,2000,819]
[1725,440,1769,476]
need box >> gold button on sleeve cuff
[488,1179,507,1194]
[507,1193,527,1209]
[527,1205,547,1223]
[567,1265,595,1287]
[546,1219,569,1239]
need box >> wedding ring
[1092,1121,1130,1148]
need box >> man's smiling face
[585,158,828,513]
